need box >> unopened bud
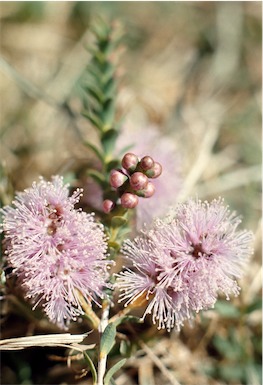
[121,153,139,173]
[120,193,139,209]
[130,172,148,191]
[145,162,162,179]
[137,182,155,198]
[152,162,162,178]
[102,199,115,213]
[110,170,128,189]
[140,156,154,171]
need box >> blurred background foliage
[0,2,261,385]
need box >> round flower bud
[130,172,148,191]
[121,153,139,173]
[146,162,162,179]
[102,199,115,213]
[140,156,154,171]
[120,193,139,209]
[109,170,128,189]
[141,182,155,198]
[151,162,162,178]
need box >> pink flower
[116,198,254,331]
[1,176,109,329]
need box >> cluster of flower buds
[103,153,162,212]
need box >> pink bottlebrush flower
[1,176,109,329]
[116,123,182,228]
[116,198,254,331]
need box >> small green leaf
[101,128,118,155]
[104,359,127,385]
[245,298,262,314]
[93,50,107,66]
[108,241,120,250]
[87,169,106,187]
[103,77,116,98]
[111,216,127,228]
[105,159,121,173]
[92,20,111,41]
[213,334,241,360]
[85,65,103,84]
[101,98,115,125]
[83,351,97,385]
[62,172,77,185]
[100,323,117,359]
[82,111,104,131]
[214,300,240,318]
[98,37,112,55]
[84,141,104,164]
[114,315,141,327]
[85,65,113,89]
[218,363,245,382]
[99,61,115,84]
[84,84,104,104]
[120,340,131,357]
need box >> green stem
[97,298,110,385]
[75,290,100,330]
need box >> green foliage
[100,323,117,359]
[83,351,97,385]
[206,303,262,385]
[110,216,128,228]
[113,315,141,327]
[87,169,107,187]
[104,358,126,385]
[81,18,123,161]
[119,339,133,357]
[214,300,241,319]
[99,315,140,359]
[244,298,262,314]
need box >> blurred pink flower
[116,198,254,331]
[116,123,182,228]
[1,176,109,329]
[82,175,104,211]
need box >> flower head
[103,152,162,213]
[116,198,254,331]
[1,176,109,329]
[116,123,182,228]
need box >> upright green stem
[81,20,126,384]
[97,298,110,385]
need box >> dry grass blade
[138,360,155,385]
[197,164,262,197]
[0,333,91,350]
[178,122,221,202]
[0,56,58,106]
[139,340,181,385]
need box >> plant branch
[97,298,111,385]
